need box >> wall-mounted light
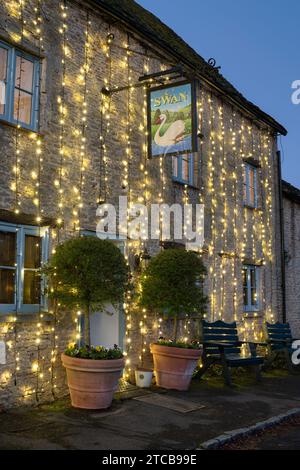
[106,32,115,44]
[101,86,111,96]
[140,248,151,270]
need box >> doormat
[133,393,205,413]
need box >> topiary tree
[139,249,207,342]
[45,236,128,346]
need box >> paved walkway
[1,371,300,450]
[220,414,300,450]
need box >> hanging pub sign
[147,80,197,158]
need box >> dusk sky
[138,0,300,187]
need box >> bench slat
[266,322,291,330]
[203,328,238,336]
[203,334,239,342]
[203,320,237,329]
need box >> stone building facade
[0,0,287,409]
[283,181,300,336]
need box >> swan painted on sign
[154,114,186,147]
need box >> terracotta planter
[150,343,202,391]
[61,353,125,409]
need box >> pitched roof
[282,180,300,204]
[91,0,287,135]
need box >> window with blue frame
[0,223,49,313]
[242,264,260,312]
[172,154,194,186]
[0,41,40,131]
[243,163,258,208]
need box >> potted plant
[139,249,207,391]
[45,236,128,409]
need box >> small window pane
[0,47,7,81]
[0,268,15,303]
[244,165,257,206]
[249,186,255,205]
[249,168,255,188]
[0,81,6,115]
[251,288,257,306]
[243,265,259,310]
[243,287,248,306]
[242,268,247,284]
[15,56,34,92]
[172,156,178,178]
[0,47,7,115]
[250,268,256,288]
[14,89,32,124]
[24,235,41,269]
[243,167,247,202]
[0,231,16,266]
[182,156,189,181]
[249,169,255,205]
[23,271,40,304]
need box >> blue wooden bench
[200,320,265,386]
[266,322,299,371]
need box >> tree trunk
[173,314,178,342]
[84,304,91,347]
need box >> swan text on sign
[153,91,188,107]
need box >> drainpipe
[276,148,287,323]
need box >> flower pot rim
[61,353,125,371]
[61,352,124,362]
[150,342,202,359]
[150,342,202,351]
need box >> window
[242,265,260,312]
[0,41,40,130]
[243,163,257,207]
[0,231,16,304]
[0,223,49,313]
[172,154,195,186]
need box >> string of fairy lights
[0,0,282,393]
[230,107,238,321]
[74,10,91,233]
[33,0,43,402]
[10,0,25,395]
[207,92,217,320]
[12,0,25,216]
[55,0,68,231]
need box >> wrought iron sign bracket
[101,66,184,96]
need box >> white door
[89,303,124,350]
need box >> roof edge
[282,180,300,204]
[91,0,287,136]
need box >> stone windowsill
[0,312,54,323]
[0,118,43,136]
